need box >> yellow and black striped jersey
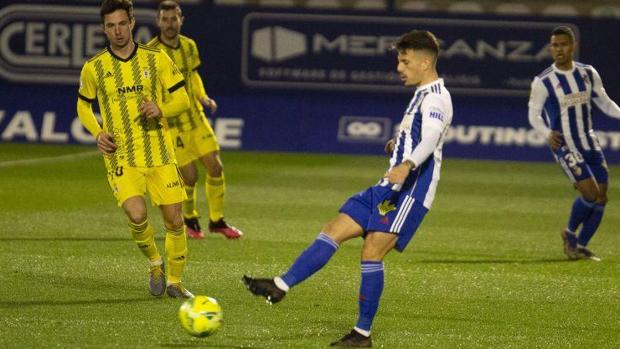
[147,35,206,132]
[78,43,185,168]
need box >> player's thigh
[586,150,609,185]
[574,178,599,202]
[588,151,609,203]
[376,197,428,253]
[573,150,609,201]
[555,146,594,185]
[145,164,186,206]
[361,232,397,261]
[171,129,196,168]
[337,185,403,243]
[178,161,199,186]
[323,213,364,243]
[106,165,147,207]
[192,121,220,160]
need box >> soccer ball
[178,296,223,337]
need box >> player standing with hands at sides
[528,26,620,261]
[243,30,453,348]
[147,0,243,240]
[77,0,194,298]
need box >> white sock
[353,327,370,337]
[273,276,290,292]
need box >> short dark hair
[393,30,440,57]
[159,0,182,16]
[100,0,133,23]
[551,26,575,42]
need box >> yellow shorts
[170,119,220,167]
[106,163,186,207]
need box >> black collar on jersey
[157,35,181,49]
[107,42,138,62]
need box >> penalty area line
[0,150,100,168]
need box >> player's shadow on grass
[0,237,176,242]
[161,344,264,349]
[0,237,131,241]
[0,297,158,309]
[416,258,568,264]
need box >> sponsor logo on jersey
[117,84,144,95]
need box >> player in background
[243,30,453,348]
[77,0,193,298]
[528,26,620,261]
[147,0,242,240]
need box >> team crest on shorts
[572,166,582,176]
[377,200,396,216]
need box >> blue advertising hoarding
[1,3,620,164]
[242,13,568,96]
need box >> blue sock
[578,203,605,246]
[355,261,384,333]
[280,232,338,288]
[568,197,595,232]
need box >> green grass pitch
[1,143,619,348]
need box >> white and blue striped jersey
[386,78,453,209]
[528,62,620,154]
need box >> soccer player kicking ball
[147,0,243,240]
[77,0,193,298]
[528,26,620,261]
[243,30,453,347]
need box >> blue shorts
[553,146,608,184]
[339,184,428,252]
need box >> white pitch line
[0,150,100,168]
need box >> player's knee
[164,215,184,232]
[582,190,598,203]
[597,194,608,205]
[361,244,385,261]
[206,162,223,177]
[361,233,396,260]
[127,212,147,225]
[322,222,341,243]
[181,174,197,187]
